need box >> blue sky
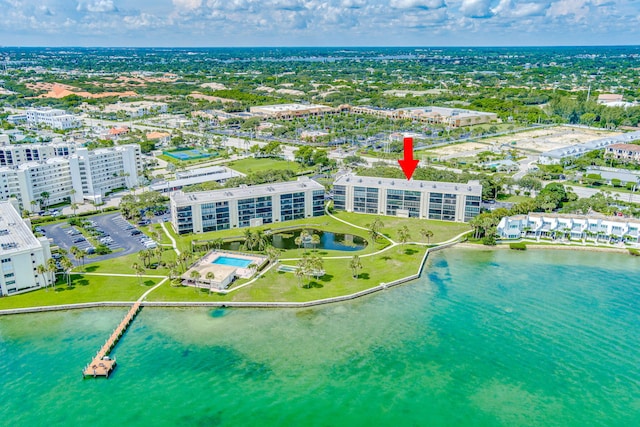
[0,0,637,47]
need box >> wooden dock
[83,301,142,378]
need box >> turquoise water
[212,256,253,268]
[1,248,640,426]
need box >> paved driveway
[41,213,151,266]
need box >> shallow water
[1,248,639,426]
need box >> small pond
[222,229,367,252]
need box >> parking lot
[40,212,157,266]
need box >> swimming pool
[212,256,252,268]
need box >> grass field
[3,211,470,308]
[147,243,428,303]
[0,275,160,310]
[226,158,306,174]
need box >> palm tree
[265,245,280,264]
[131,262,144,286]
[253,229,269,252]
[294,264,305,288]
[36,264,48,290]
[419,228,434,244]
[47,257,58,287]
[397,225,411,252]
[349,255,363,279]
[205,271,215,292]
[310,233,321,251]
[190,270,201,290]
[153,246,163,266]
[212,238,224,250]
[40,191,50,210]
[242,228,256,251]
[294,229,310,249]
[366,218,384,244]
[60,257,73,287]
[69,245,80,265]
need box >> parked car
[72,237,86,243]
[85,247,96,254]
[130,230,142,236]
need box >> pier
[82,301,142,378]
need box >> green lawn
[333,212,472,243]
[147,243,428,303]
[226,158,306,174]
[0,275,160,310]
[83,248,177,276]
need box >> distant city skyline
[0,0,638,47]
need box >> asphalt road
[41,212,150,266]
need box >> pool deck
[183,251,267,290]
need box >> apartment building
[25,108,80,130]
[0,144,141,211]
[605,144,640,163]
[0,143,76,167]
[171,177,325,234]
[350,106,497,128]
[332,174,482,222]
[498,213,640,243]
[0,200,52,296]
[70,145,141,200]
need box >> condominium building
[539,131,640,164]
[102,101,168,118]
[171,177,325,234]
[498,213,640,243]
[249,103,337,120]
[25,108,80,130]
[0,144,141,211]
[0,143,76,167]
[0,199,52,296]
[605,144,640,163]
[350,106,497,128]
[70,145,141,199]
[16,158,82,209]
[332,174,482,222]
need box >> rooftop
[607,143,640,152]
[171,177,324,205]
[334,173,482,195]
[0,201,43,254]
[541,131,640,159]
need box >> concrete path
[161,222,181,255]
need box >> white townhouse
[498,213,640,243]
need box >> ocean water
[1,248,639,427]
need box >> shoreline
[456,242,631,254]
[0,240,632,316]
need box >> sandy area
[426,142,489,157]
[200,82,227,90]
[481,126,620,153]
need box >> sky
[0,0,638,47]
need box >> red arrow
[398,137,419,180]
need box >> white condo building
[171,177,325,234]
[497,213,640,243]
[0,144,141,211]
[25,108,80,130]
[333,174,482,222]
[0,200,52,296]
[0,143,76,166]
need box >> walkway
[161,222,181,255]
[82,278,168,378]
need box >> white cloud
[77,0,118,13]
[460,0,494,18]
[390,0,447,9]
[546,0,591,21]
[173,0,202,11]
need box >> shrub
[629,249,640,257]
[509,242,527,250]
